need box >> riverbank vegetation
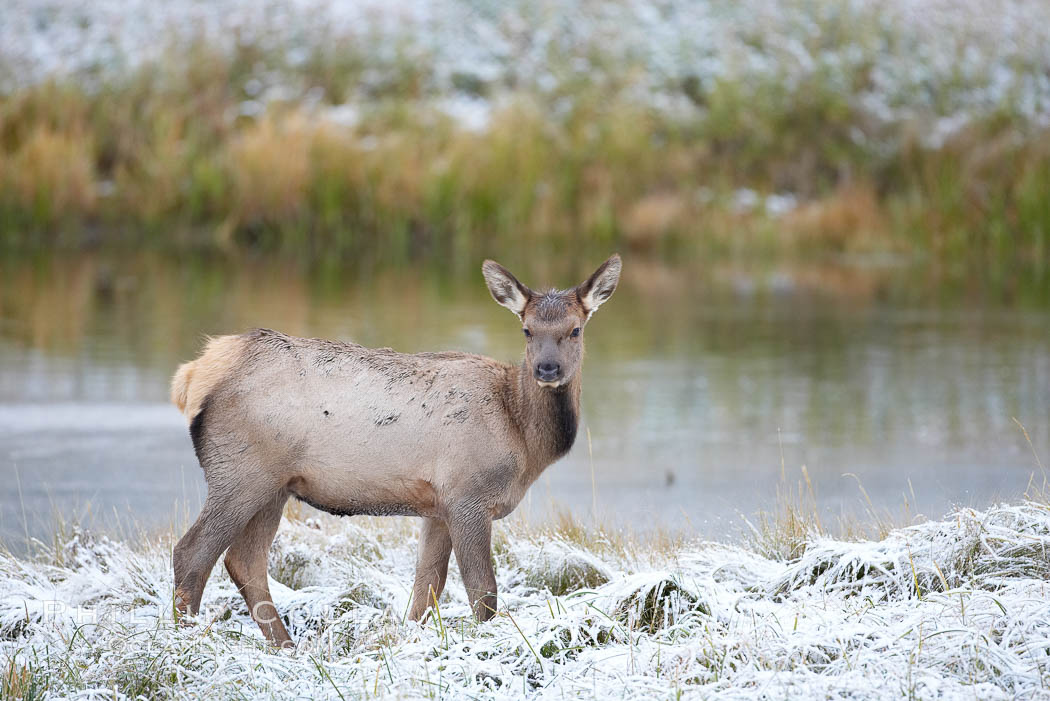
[1,0,1049,273]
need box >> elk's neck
[512,360,581,475]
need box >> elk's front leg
[449,509,497,621]
[408,518,453,621]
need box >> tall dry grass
[1,126,96,227]
[0,42,1048,274]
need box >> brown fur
[170,256,621,647]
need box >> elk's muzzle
[535,361,561,385]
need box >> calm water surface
[1,252,1047,547]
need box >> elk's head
[483,254,621,388]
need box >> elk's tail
[170,335,246,421]
[170,361,195,416]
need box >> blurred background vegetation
[1,0,1048,290]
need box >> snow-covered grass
[4,0,1049,130]
[2,500,1050,699]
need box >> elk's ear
[576,254,621,318]
[482,260,532,317]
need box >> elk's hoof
[173,588,192,625]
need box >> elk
[170,255,621,647]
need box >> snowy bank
[1,501,1049,698]
[3,0,1050,138]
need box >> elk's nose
[536,362,561,382]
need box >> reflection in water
[1,252,1048,546]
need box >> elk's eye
[523,328,532,338]
[570,327,581,338]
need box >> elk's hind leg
[224,492,292,647]
[172,476,280,621]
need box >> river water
[1,252,1047,548]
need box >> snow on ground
[1,501,1049,698]
[2,0,1050,140]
